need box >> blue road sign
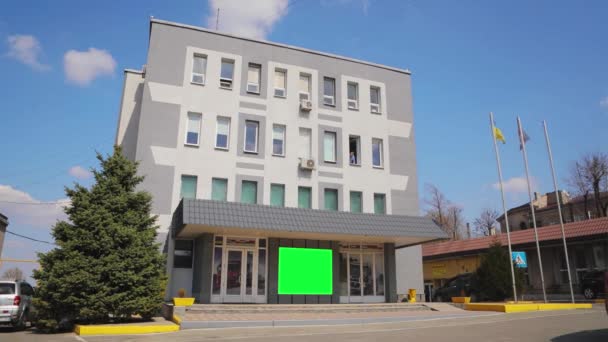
[512,251,527,268]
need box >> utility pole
[215,8,220,30]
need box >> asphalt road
[2,307,607,342]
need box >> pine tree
[33,146,166,331]
[474,241,525,301]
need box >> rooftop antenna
[215,8,220,30]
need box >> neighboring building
[423,217,608,297]
[0,213,7,258]
[115,18,445,304]
[497,190,608,233]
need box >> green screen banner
[278,247,333,295]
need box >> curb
[74,322,180,336]
[464,303,593,313]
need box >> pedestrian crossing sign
[512,251,527,268]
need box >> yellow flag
[493,126,506,144]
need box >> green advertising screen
[278,247,333,295]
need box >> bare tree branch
[474,208,500,236]
[1,267,24,281]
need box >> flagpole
[543,120,575,303]
[517,116,547,303]
[490,112,518,302]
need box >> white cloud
[68,165,92,180]
[63,48,116,86]
[600,96,608,109]
[0,185,69,227]
[206,0,289,39]
[492,176,537,194]
[6,34,50,71]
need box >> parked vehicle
[432,273,478,302]
[0,281,35,329]
[580,270,606,300]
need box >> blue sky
[1,0,607,280]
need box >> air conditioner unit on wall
[300,100,312,112]
[299,158,315,170]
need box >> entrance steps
[186,303,433,314]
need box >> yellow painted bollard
[408,289,416,303]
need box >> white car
[0,281,35,329]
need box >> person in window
[350,151,357,165]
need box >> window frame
[350,191,363,213]
[191,54,207,85]
[240,180,258,204]
[323,131,337,163]
[347,81,359,110]
[324,188,339,211]
[211,177,228,201]
[274,68,287,98]
[243,120,259,154]
[215,116,231,150]
[180,175,198,199]
[272,124,286,157]
[299,73,311,101]
[370,86,382,114]
[246,63,261,94]
[348,135,361,166]
[374,193,386,214]
[298,186,312,209]
[372,138,384,168]
[185,112,203,147]
[220,58,235,89]
[270,183,286,207]
[323,77,336,106]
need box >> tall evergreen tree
[33,146,166,330]
[474,241,525,301]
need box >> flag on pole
[493,126,506,144]
[518,128,530,151]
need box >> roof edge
[124,68,144,75]
[149,18,412,75]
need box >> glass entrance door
[225,250,243,298]
[340,249,385,303]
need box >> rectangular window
[174,240,193,268]
[180,175,197,199]
[349,135,360,165]
[299,73,311,101]
[323,77,335,106]
[191,54,207,84]
[215,117,230,149]
[324,188,338,211]
[270,184,285,207]
[298,186,312,209]
[220,59,234,89]
[350,191,362,213]
[323,131,337,163]
[272,124,286,156]
[374,193,386,214]
[244,120,259,153]
[185,112,202,146]
[274,69,286,97]
[299,128,312,159]
[241,180,258,204]
[211,178,228,201]
[370,86,381,113]
[372,138,384,168]
[246,63,261,94]
[347,82,359,110]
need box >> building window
[241,180,257,204]
[215,117,230,149]
[211,178,228,201]
[180,175,197,199]
[185,112,202,146]
[323,77,335,106]
[191,54,207,85]
[324,188,338,211]
[370,86,381,113]
[374,193,386,214]
[299,73,311,101]
[299,128,312,159]
[220,59,234,89]
[270,184,285,207]
[349,135,360,166]
[347,82,359,110]
[272,124,286,156]
[173,240,193,268]
[244,120,259,153]
[323,131,337,163]
[246,63,261,94]
[298,186,312,209]
[274,69,286,97]
[372,138,384,168]
[350,191,362,213]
